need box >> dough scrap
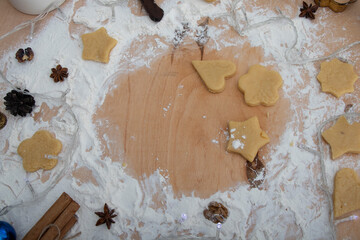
[317,58,358,98]
[322,116,360,159]
[81,27,118,63]
[238,64,283,106]
[192,60,236,93]
[18,130,62,172]
[333,168,360,218]
[227,116,270,162]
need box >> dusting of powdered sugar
[0,0,359,239]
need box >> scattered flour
[0,0,359,239]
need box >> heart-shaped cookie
[192,60,236,93]
[333,168,360,218]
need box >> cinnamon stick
[23,192,73,240]
[59,216,77,240]
[40,201,80,240]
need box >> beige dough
[238,65,283,106]
[227,116,270,162]
[317,58,358,98]
[18,130,62,172]
[333,168,360,218]
[322,116,360,159]
[81,27,118,64]
[192,60,236,93]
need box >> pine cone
[3,89,35,117]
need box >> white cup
[8,0,65,15]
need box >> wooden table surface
[95,0,360,198]
[0,0,360,239]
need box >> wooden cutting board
[94,25,291,198]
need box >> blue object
[0,221,16,240]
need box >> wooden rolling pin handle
[140,0,164,22]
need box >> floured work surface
[95,38,290,198]
[0,0,360,239]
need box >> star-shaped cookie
[322,116,360,159]
[333,168,360,218]
[227,116,270,162]
[192,60,236,93]
[238,65,283,106]
[18,130,62,172]
[317,58,358,98]
[81,27,118,63]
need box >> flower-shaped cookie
[81,27,118,64]
[227,116,270,162]
[333,168,360,218]
[238,65,283,106]
[322,116,360,159]
[317,58,358,98]
[18,130,62,172]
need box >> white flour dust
[0,0,359,239]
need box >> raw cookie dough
[333,168,360,218]
[192,60,236,93]
[81,27,118,64]
[18,130,62,172]
[322,116,360,159]
[238,64,283,106]
[317,58,358,98]
[227,116,270,162]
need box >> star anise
[50,64,68,82]
[299,1,319,19]
[95,203,117,229]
